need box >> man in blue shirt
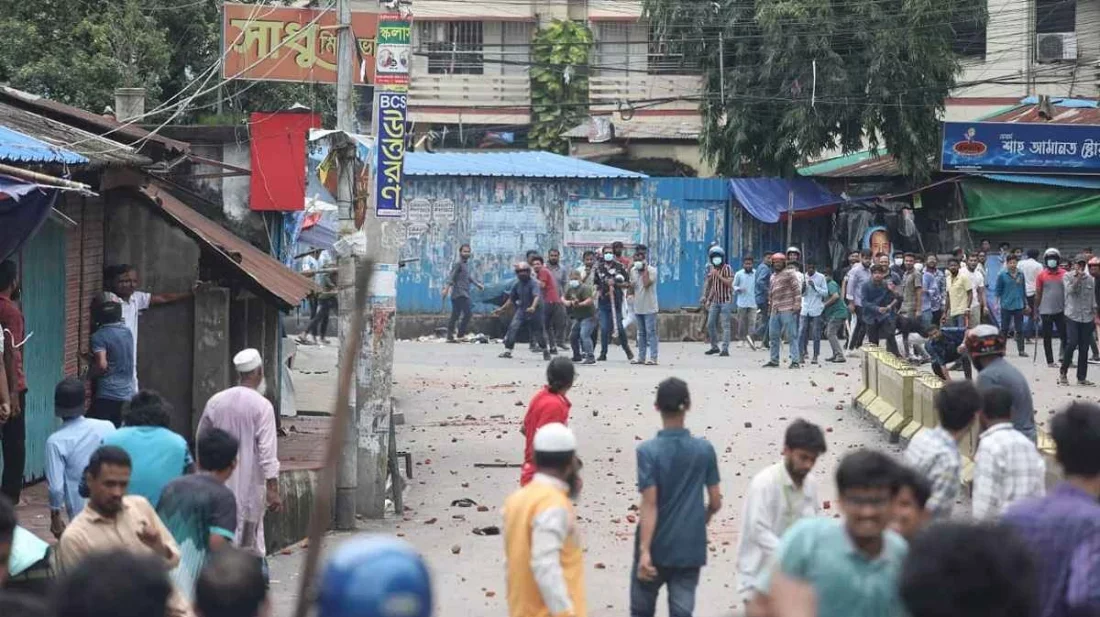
[733,255,758,350]
[759,449,908,617]
[754,255,773,348]
[923,324,971,381]
[46,377,116,539]
[494,262,549,360]
[103,390,192,507]
[88,298,134,427]
[633,378,721,617]
[995,254,1028,357]
[799,259,829,364]
[862,265,900,357]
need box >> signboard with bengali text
[941,121,1100,174]
[222,3,380,84]
[376,92,407,217]
[374,14,411,90]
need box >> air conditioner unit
[1036,32,1078,63]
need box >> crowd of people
[508,349,1100,617]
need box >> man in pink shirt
[532,255,564,355]
[197,348,281,574]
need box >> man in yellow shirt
[944,258,974,328]
[503,423,586,617]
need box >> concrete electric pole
[333,0,358,530]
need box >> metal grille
[418,21,485,75]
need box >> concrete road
[273,337,1088,617]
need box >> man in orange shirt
[520,358,575,486]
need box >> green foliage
[0,0,335,124]
[643,0,985,179]
[529,20,592,154]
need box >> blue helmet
[317,536,433,617]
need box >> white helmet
[786,245,801,256]
[1044,248,1060,259]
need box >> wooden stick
[292,258,374,617]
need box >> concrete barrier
[851,348,1061,491]
[263,468,331,555]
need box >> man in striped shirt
[972,386,1045,520]
[764,253,803,368]
[703,247,735,356]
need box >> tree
[529,20,592,154]
[643,0,985,179]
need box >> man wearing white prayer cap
[503,423,587,617]
[196,348,281,579]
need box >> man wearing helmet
[764,253,803,368]
[315,536,433,617]
[494,262,550,361]
[969,325,1038,443]
[702,247,735,356]
[1035,248,1068,367]
[1058,254,1096,386]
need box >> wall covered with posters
[394,177,731,313]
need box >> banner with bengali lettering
[376,92,407,217]
[942,121,1100,174]
[222,3,380,84]
[375,14,410,90]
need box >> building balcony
[589,73,703,117]
[408,74,531,125]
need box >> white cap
[233,348,262,373]
[533,423,576,453]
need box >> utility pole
[333,0,358,530]
[356,11,409,519]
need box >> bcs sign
[222,3,380,85]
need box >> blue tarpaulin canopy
[729,178,843,223]
[0,126,88,165]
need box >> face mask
[1047,259,1058,268]
[711,256,722,266]
[603,253,614,262]
[633,261,643,271]
[568,279,580,289]
[893,258,903,267]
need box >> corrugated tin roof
[799,151,901,178]
[404,151,647,178]
[0,87,189,153]
[0,102,150,168]
[0,125,88,165]
[137,181,318,308]
[984,103,1100,125]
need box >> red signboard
[249,111,321,212]
[222,3,380,84]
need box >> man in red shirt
[613,241,633,270]
[532,255,564,355]
[0,260,25,504]
[520,357,575,485]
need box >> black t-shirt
[594,261,628,304]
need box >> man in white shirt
[736,419,827,616]
[1017,248,1043,317]
[966,254,986,326]
[972,386,1045,520]
[104,264,192,391]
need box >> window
[1036,0,1075,34]
[951,15,987,58]
[647,25,699,74]
[593,22,699,76]
[418,21,484,75]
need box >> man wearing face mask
[630,246,660,365]
[494,262,550,361]
[702,247,735,356]
[1035,248,1068,367]
[1058,255,1096,386]
[503,423,586,617]
[197,348,283,565]
[890,251,906,284]
[594,246,634,362]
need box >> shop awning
[136,181,318,308]
[0,175,56,260]
[957,177,1100,232]
[729,178,842,223]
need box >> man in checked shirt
[972,386,1045,521]
[903,380,980,520]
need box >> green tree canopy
[643,0,985,179]
[0,0,334,124]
